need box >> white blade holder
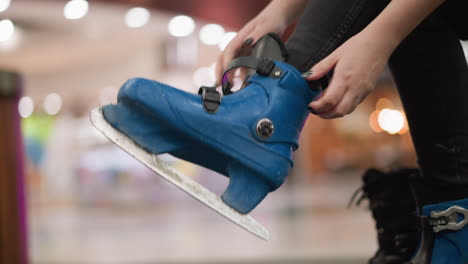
[90,108,270,241]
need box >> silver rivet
[274,70,281,77]
[256,118,274,138]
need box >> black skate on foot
[350,168,421,264]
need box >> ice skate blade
[90,108,270,241]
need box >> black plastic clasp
[198,86,221,113]
[256,58,275,76]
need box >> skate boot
[90,33,321,239]
[409,198,468,264]
[350,168,420,263]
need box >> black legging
[285,0,468,205]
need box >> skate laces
[350,168,420,254]
[347,186,366,208]
[347,168,383,208]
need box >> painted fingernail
[244,38,253,45]
[301,71,313,78]
[307,106,318,115]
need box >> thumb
[306,51,339,81]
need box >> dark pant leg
[388,12,468,205]
[286,0,468,205]
[286,0,389,71]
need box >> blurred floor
[29,169,375,264]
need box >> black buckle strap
[256,58,275,76]
[198,86,221,113]
[221,56,280,95]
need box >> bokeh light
[375,97,394,110]
[218,32,237,51]
[199,24,224,45]
[63,0,89,20]
[43,93,63,115]
[0,19,14,43]
[192,67,215,87]
[125,7,150,28]
[0,0,11,13]
[18,96,34,118]
[168,15,195,37]
[369,110,383,133]
[378,108,405,134]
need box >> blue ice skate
[410,198,468,263]
[90,34,321,239]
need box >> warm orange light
[378,108,405,135]
[398,113,409,135]
[369,110,383,133]
[376,98,394,111]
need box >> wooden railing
[0,70,28,264]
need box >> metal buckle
[430,205,468,232]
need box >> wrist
[360,0,446,55]
[266,0,308,24]
[361,26,402,56]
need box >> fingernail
[244,38,253,45]
[307,106,318,115]
[301,71,313,78]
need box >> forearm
[260,0,308,25]
[363,0,446,53]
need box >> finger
[309,76,347,113]
[243,29,269,47]
[318,91,367,119]
[237,67,248,82]
[216,41,244,84]
[220,23,271,70]
[306,51,339,81]
[219,37,254,84]
[215,55,225,86]
[216,26,254,83]
[238,39,254,57]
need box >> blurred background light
[125,7,150,28]
[199,24,224,45]
[218,31,237,51]
[192,66,215,87]
[0,0,10,12]
[43,93,63,115]
[378,108,405,134]
[398,120,409,135]
[369,110,382,133]
[168,15,195,37]
[0,19,14,43]
[63,0,89,20]
[209,62,216,75]
[375,97,394,110]
[18,96,34,118]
